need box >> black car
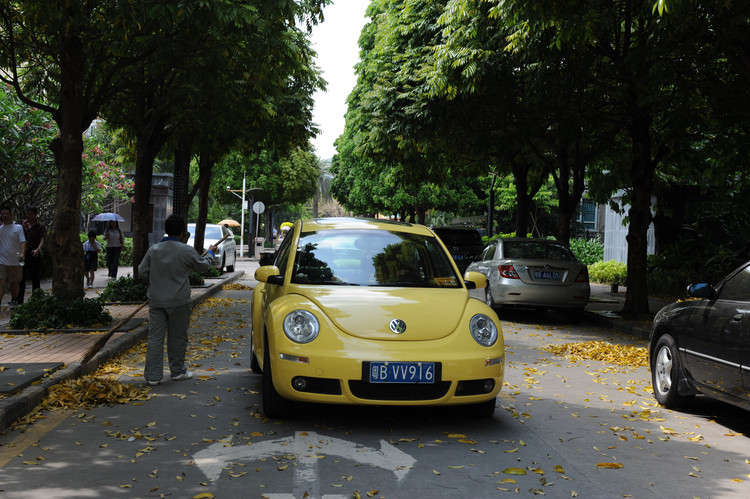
[432,226,485,274]
[649,261,750,412]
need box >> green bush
[588,260,628,285]
[569,237,604,266]
[10,289,112,329]
[647,244,739,298]
[189,270,205,286]
[100,275,148,302]
[201,266,221,278]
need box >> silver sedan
[467,238,590,316]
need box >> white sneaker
[146,379,161,386]
[171,371,193,381]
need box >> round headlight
[283,310,320,343]
[470,314,498,347]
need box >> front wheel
[485,286,495,308]
[651,334,694,408]
[466,398,496,418]
[262,338,293,418]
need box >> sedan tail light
[575,267,589,282]
[499,264,519,279]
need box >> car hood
[295,286,468,341]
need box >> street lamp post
[227,172,262,258]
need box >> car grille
[348,381,451,401]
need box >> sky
[309,0,371,160]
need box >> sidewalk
[584,283,673,340]
[0,263,674,432]
[0,257,260,431]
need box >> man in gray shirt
[138,215,218,386]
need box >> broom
[80,233,231,364]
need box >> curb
[584,311,651,341]
[0,271,243,432]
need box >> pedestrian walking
[0,205,26,309]
[138,215,217,386]
[103,220,124,280]
[83,230,102,288]
[17,205,46,304]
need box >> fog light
[482,379,495,393]
[292,377,309,391]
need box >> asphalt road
[1,275,749,498]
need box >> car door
[683,264,750,401]
[469,242,497,279]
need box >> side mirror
[463,271,487,290]
[687,283,712,299]
[256,265,283,285]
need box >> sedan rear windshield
[503,241,574,261]
[292,229,462,287]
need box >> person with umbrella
[100,214,125,280]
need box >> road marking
[0,409,73,469]
[193,430,416,493]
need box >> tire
[262,337,293,418]
[484,286,495,308]
[651,333,694,408]
[220,255,226,274]
[250,352,262,374]
[467,398,496,418]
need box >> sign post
[252,201,265,259]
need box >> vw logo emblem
[389,319,407,334]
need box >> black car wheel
[262,337,293,418]
[651,333,694,408]
[485,286,495,308]
[467,398,496,418]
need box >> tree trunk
[49,31,88,300]
[511,161,531,238]
[192,154,215,254]
[622,112,655,316]
[131,111,169,277]
[173,138,193,218]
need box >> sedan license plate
[452,254,464,261]
[368,361,435,384]
[533,270,561,280]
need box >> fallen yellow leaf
[503,468,528,475]
[596,463,624,469]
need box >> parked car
[466,238,590,316]
[187,223,237,273]
[252,218,505,418]
[650,261,750,412]
[432,226,485,273]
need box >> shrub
[200,266,221,278]
[588,260,627,285]
[569,237,604,266]
[189,270,205,286]
[10,289,112,329]
[100,275,148,302]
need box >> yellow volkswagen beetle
[251,218,504,418]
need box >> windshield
[503,241,574,261]
[291,229,461,288]
[187,224,223,240]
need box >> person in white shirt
[138,215,217,386]
[0,205,26,309]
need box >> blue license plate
[452,254,464,261]
[368,361,435,383]
[533,270,561,280]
